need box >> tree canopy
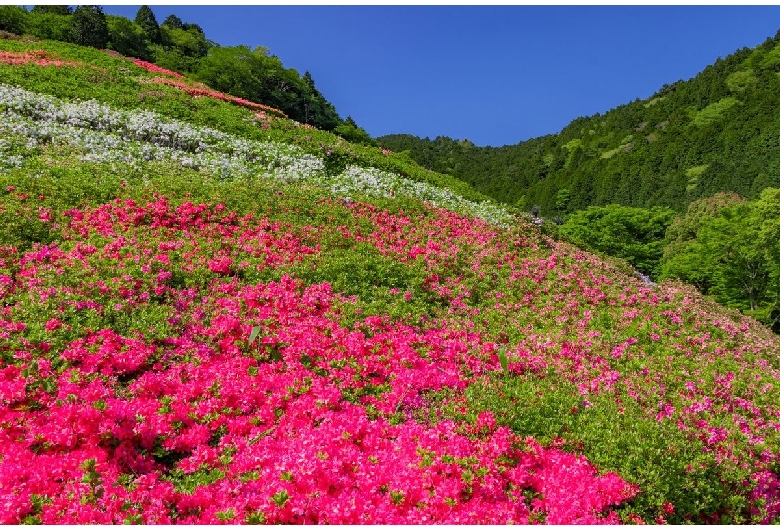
[134,5,161,45]
[558,204,676,277]
[70,5,109,49]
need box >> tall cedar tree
[70,5,109,49]
[162,14,183,29]
[134,5,161,45]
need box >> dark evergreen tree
[303,70,315,91]
[134,5,161,44]
[161,14,182,29]
[70,5,109,48]
[181,22,204,35]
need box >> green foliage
[691,97,741,127]
[291,243,419,301]
[554,187,572,214]
[161,14,183,30]
[165,466,226,494]
[467,375,743,524]
[70,5,109,49]
[759,44,780,69]
[333,116,376,146]
[559,204,676,276]
[31,5,72,15]
[195,45,342,131]
[161,25,209,58]
[661,192,747,289]
[22,11,72,42]
[134,5,161,45]
[725,69,757,93]
[660,190,780,331]
[106,15,151,61]
[0,5,28,34]
[149,44,200,74]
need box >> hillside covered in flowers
[1,36,780,525]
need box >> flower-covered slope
[1,37,780,525]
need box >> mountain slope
[378,28,780,216]
[2,35,780,525]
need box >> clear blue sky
[102,5,780,147]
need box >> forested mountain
[378,28,780,216]
[0,5,374,143]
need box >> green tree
[70,5,109,49]
[334,116,376,147]
[195,45,340,129]
[161,25,209,58]
[0,5,28,34]
[559,204,676,276]
[134,5,161,44]
[755,188,780,330]
[195,45,267,98]
[107,15,151,60]
[661,189,780,331]
[697,204,770,313]
[660,192,746,291]
[161,14,182,29]
[181,22,205,35]
[24,10,72,41]
[554,188,572,214]
[150,46,200,74]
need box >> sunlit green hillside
[1,33,780,526]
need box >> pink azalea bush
[0,50,81,68]
[0,195,643,524]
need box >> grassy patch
[692,97,741,127]
[725,69,757,93]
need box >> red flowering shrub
[130,58,185,78]
[149,76,287,118]
[0,50,82,68]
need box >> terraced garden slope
[2,37,780,524]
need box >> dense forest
[0,5,374,144]
[378,28,780,216]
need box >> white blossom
[0,83,516,228]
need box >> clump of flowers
[0,196,639,524]
[0,50,81,68]
[149,76,288,118]
[130,58,184,78]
